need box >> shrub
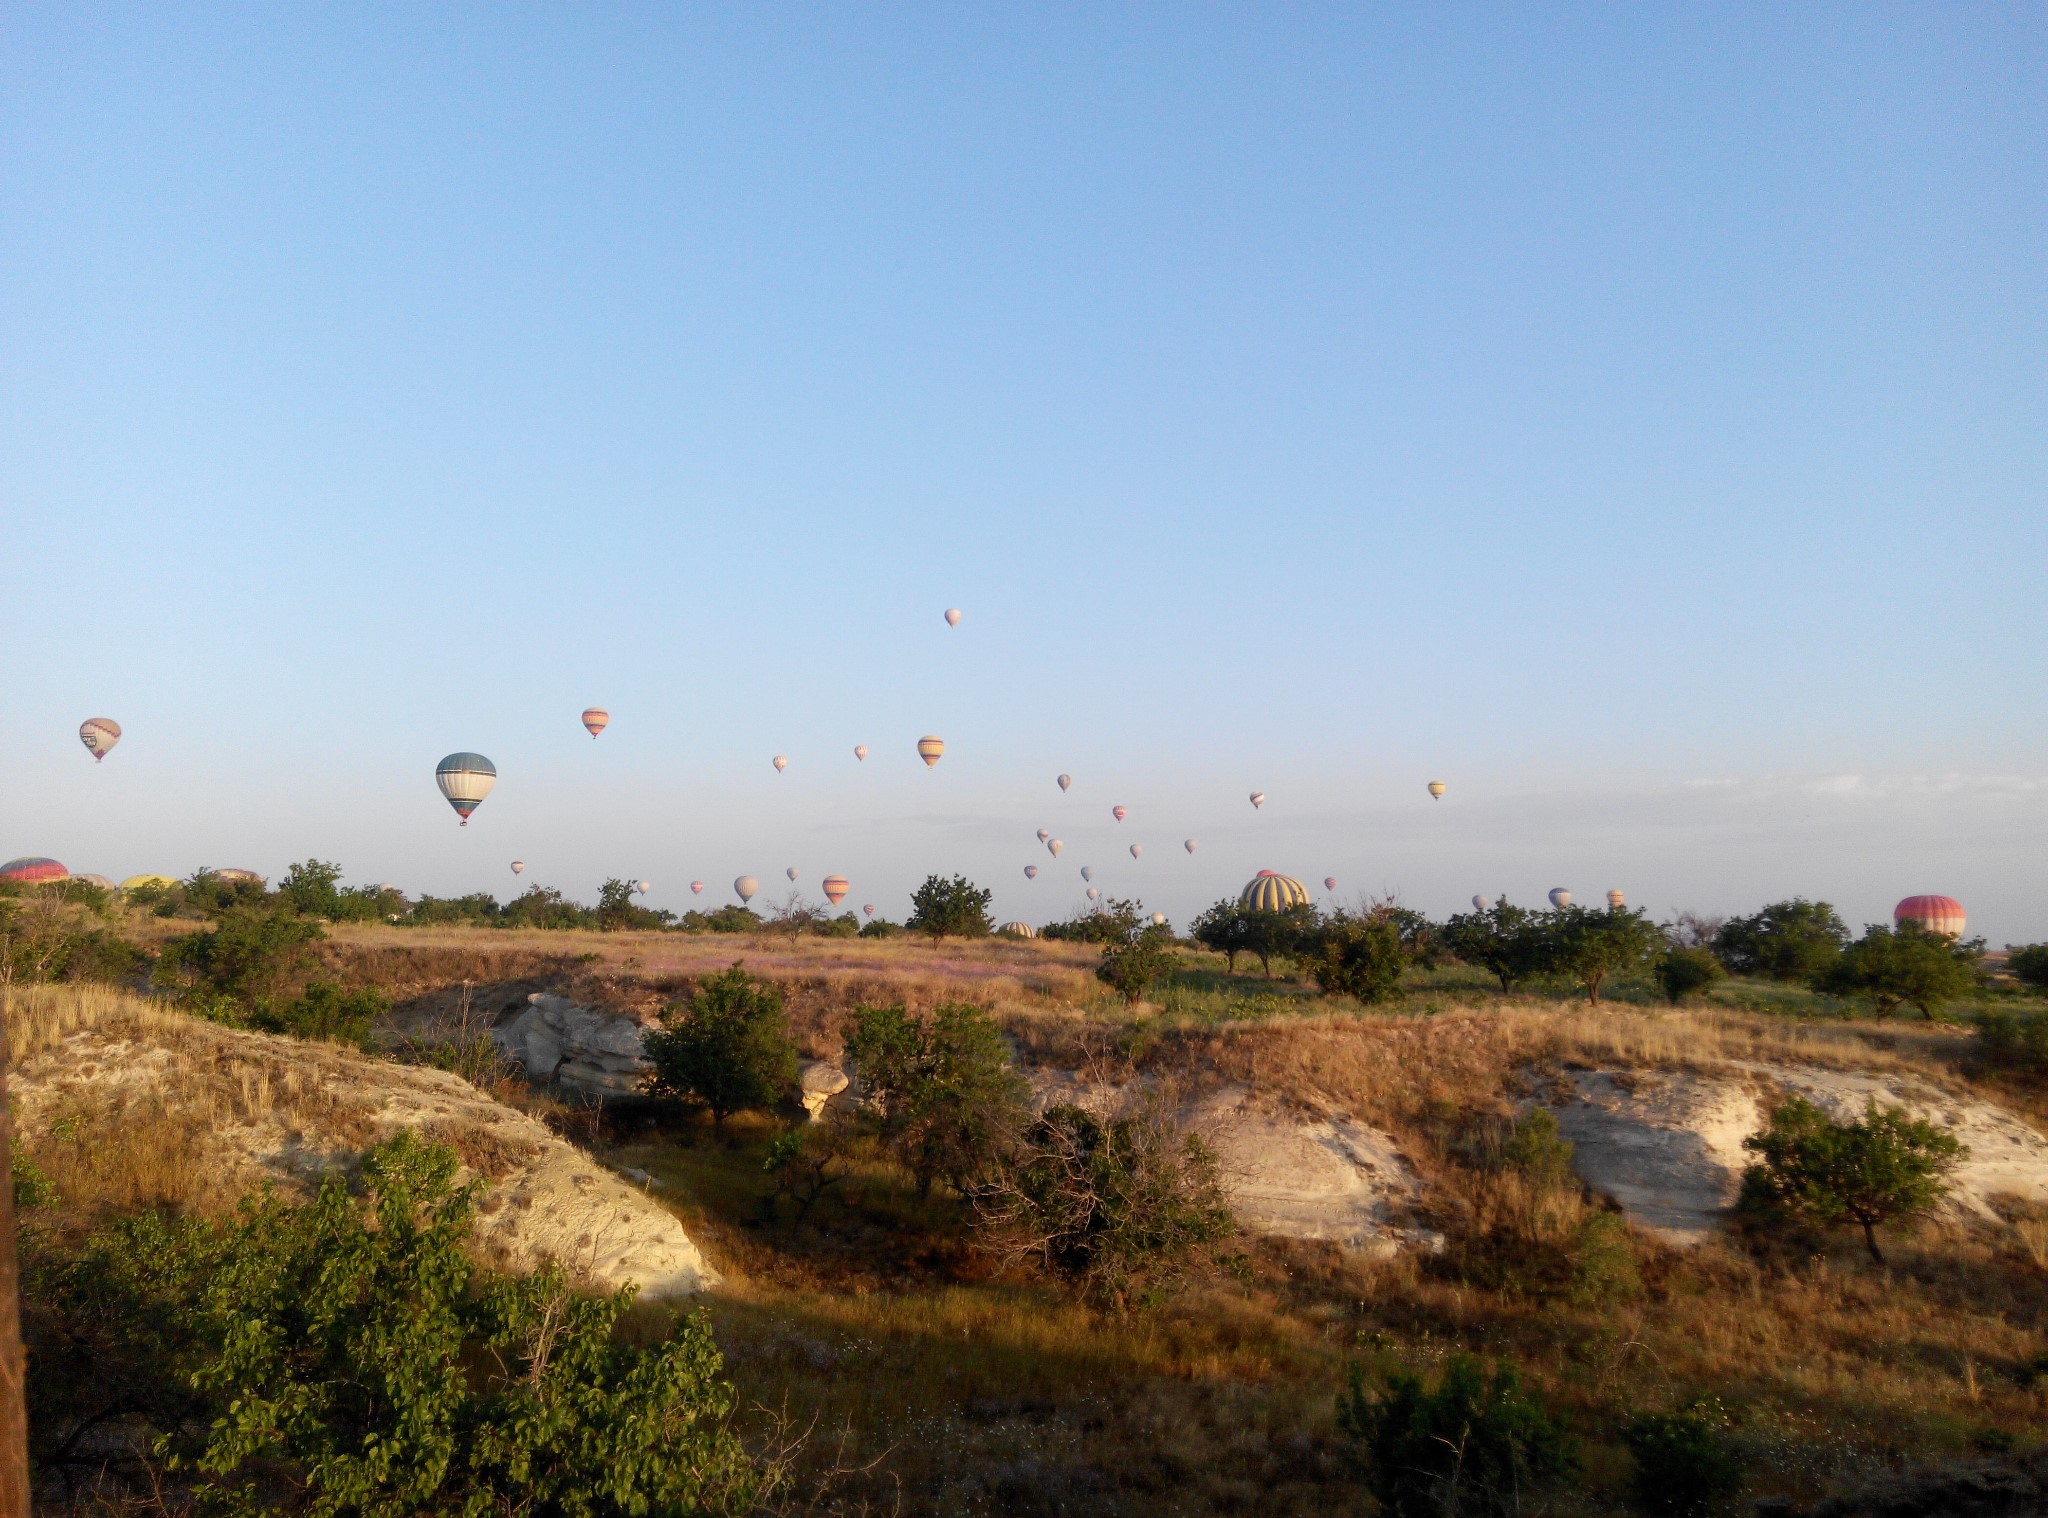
[1241,903,1317,979]
[643,965,798,1130]
[857,915,900,939]
[1621,1400,1745,1517]
[247,981,387,1049]
[1042,898,1144,945]
[683,905,760,934]
[1812,921,1984,1019]
[1096,926,1178,1007]
[974,1096,1233,1310]
[1567,1211,1641,1306]
[596,877,675,932]
[1543,904,1663,1005]
[499,885,598,930]
[276,858,390,922]
[2009,944,2048,992]
[158,906,324,1006]
[1188,900,1253,972]
[1301,911,1407,1003]
[844,1000,1027,1198]
[1501,1107,1575,1189]
[1440,899,1546,993]
[1739,1095,1966,1263]
[1977,1008,2048,1076]
[0,893,149,985]
[1337,1353,1574,1517]
[27,1132,762,1514]
[1655,946,1727,1003]
[1714,899,1849,982]
[906,874,993,943]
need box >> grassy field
[13,922,2048,1513]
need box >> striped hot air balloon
[690,881,704,894]
[581,708,609,739]
[0,857,68,885]
[1428,781,1446,800]
[822,874,849,905]
[1249,791,1265,809]
[435,753,496,824]
[120,874,178,891]
[1239,871,1308,912]
[1895,895,1966,937]
[999,921,1037,938]
[1324,877,1338,891]
[1112,806,1127,822]
[79,717,122,762]
[1606,889,1625,909]
[917,736,945,767]
[734,876,759,903]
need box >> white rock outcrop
[799,1060,851,1121]
[494,992,652,1096]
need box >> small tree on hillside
[1714,899,1849,982]
[1441,899,1546,994]
[158,907,325,1007]
[843,1000,1027,1197]
[1544,904,1663,1005]
[1739,1096,1965,1263]
[1240,903,1316,979]
[1190,900,1253,973]
[1096,924,1179,1008]
[1813,922,1984,1019]
[277,859,347,919]
[1654,947,1726,1004]
[1301,911,1407,1004]
[906,874,993,944]
[2008,944,2048,993]
[643,965,798,1131]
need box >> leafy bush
[1812,921,1984,1019]
[276,859,396,922]
[1096,925,1179,1007]
[1337,1353,1574,1517]
[1621,1400,1745,1517]
[974,1096,1233,1310]
[1188,900,1253,972]
[907,874,993,943]
[683,905,761,935]
[0,892,148,985]
[1655,946,1727,1003]
[856,915,900,939]
[1739,1095,1966,1263]
[2009,944,2048,992]
[1976,1008,2048,1075]
[405,891,506,926]
[247,981,387,1049]
[1241,903,1317,979]
[1500,1107,1575,1189]
[595,877,676,932]
[643,964,798,1130]
[26,1132,762,1514]
[158,906,324,1005]
[1042,898,1144,945]
[1440,899,1547,993]
[844,1000,1028,1198]
[1301,911,1407,1003]
[1714,899,1849,982]
[1543,904,1663,1004]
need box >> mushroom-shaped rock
[799,1060,852,1123]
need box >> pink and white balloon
[1024,865,1039,879]
[944,607,962,628]
[773,755,788,773]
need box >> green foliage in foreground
[1812,921,1984,1019]
[1337,1353,1574,1518]
[643,964,799,1129]
[1977,1007,2048,1076]
[1621,1400,1746,1517]
[1740,1096,1965,1263]
[27,1132,761,1515]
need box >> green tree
[906,874,993,944]
[643,965,798,1131]
[1621,1401,1745,1518]
[158,907,324,1007]
[276,858,347,919]
[1441,899,1546,993]
[1041,897,1144,945]
[1545,904,1663,1005]
[246,981,387,1049]
[2008,944,2048,992]
[1189,900,1253,973]
[1096,925,1179,1008]
[1337,1354,1574,1518]
[1302,911,1408,1003]
[1714,899,1849,982]
[1655,946,1727,1004]
[973,1097,1234,1310]
[1240,903,1316,979]
[596,878,675,932]
[1976,1008,2048,1075]
[31,1132,762,1515]
[843,1000,1028,1197]
[1813,921,1984,1019]
[1739,1095,1966,1263]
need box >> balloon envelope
[822,874,849,905]
[1249,791,1265,809]
[690,881,705,894]
[1047,839,1063,857]
[1606,889,1625,908]
[773,755,788,772]
[1324,877,1338,891]
[917,735,945,767]
[637,881,652,894]
[854,745,868,761]
[1036,828,1050,842]
[0,857,68,885]
[1024,865,1038,879]
[863,903,874,916]
[944,607,962,627]
[511,861,525,875]
[1112,806,1127,822]
[1427,780,1446,799]
[786,867,800,881]
[1086,888,1099,901]
[1057,774,1071,791]
[582,707,609,738]
[435,753,497,824]
[1129,844,1142,859]
[1548,888,1572,909]
[734,876,759,902]
[1472,895,1491,911]
[79,717,122,762]
[1151,913,1166,926]
[1184,839,1197,853]
[1895,895,1967,936]
[1239,872,1310,912]
[1080,866,1093,881]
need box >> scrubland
[12,918,2048,1514]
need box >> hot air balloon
[1239,871,1309,912]
[0,857,68,885]
[773,755,788,773]
[1472,895,1491,912]
[1112,806,1127,822]
[854,744,868,761]
[917,736,945,767]
[863,904,874,917]
[1184,839,1197,853]
[511,860,525,875]
[734,876,759,903]
[1895,895,1966,937]
[1548,888,1572,909]
[79,717,121,762]
[1047,839,1063,858]
[1086,888,1100,901]
[1324,877,1338,891]
[1024,865,1039,879]
[1036,828,1050,843]
[120,874,177,891]
[1249,791,1265,809]
[1606,889,1625,909]
[944,607,962,628]
[582,708,609,739]
[75,873,117,891]
[435,753,496,825]
[637,881,653,895]
[786,867,800,882]
[215,869,265,885]
[1151,912,1167,927]
[1080,866,1093,881]
[1000,921,1038,938]
[1129,844,1142,859]
[1427,781,1446,800]
[822,875,849,906]
[690,881,705,894]
[1057,774,1072,791]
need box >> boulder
[799,1060,851,1122]
[493,993,651,1097]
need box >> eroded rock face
[799,1060,851,1122]
[494,993,651,1096]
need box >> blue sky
[4,6,2043,940]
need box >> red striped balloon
[1894,895,1966,937]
